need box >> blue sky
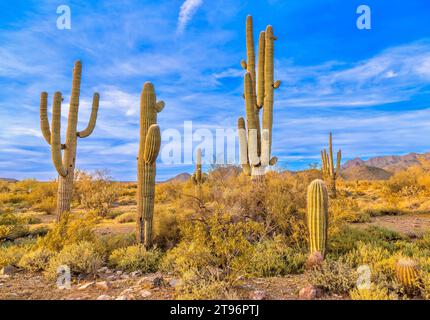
[0,0,430,181]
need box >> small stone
[78,282,95,290]
[152,276,166,288]
[97,294,113,300]
[97,267,108,273]
[0,265,18,275]
[116,294,135,300]
[131,271,142,277]
[299,285,322,300]
[96,281,111,290]
[116,270,123,275]
[250,290,266,300]
[107,275,117,281]
[120,288,133,296]
[168,278,181,287]
[140,290,152,298]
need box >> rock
[120,288,134,296]
[96,281,111,290]
[78,282,95,290]
[97,267,108,273]
[97,294,113,300]
[131,271,142,277]
[116,270,123,275]
[152,276,166,288]
[116,294,135,300]
[107,275,117,281]
[168,278,182,287]
[250,290,266,300]
[140,290,152,298]
[0,265,18,275]
[299,285,322,300]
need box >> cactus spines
[238,15,280,180]
[321,132,341,198]
[39,61,99,222]
[137,82,163,248]
[395,258,419,288]
[307,179,329,257]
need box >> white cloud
[177,0,204,34]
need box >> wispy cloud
[177,0,204,34]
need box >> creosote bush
[108,245,162,272]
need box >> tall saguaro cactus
[307,179,329,257]
[137,82,164,248]
[39,60,99,222]
[238,15,281,180]
[320,132,342,197]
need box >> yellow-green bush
[245,236,306,277]
[114,212,134,224]
[37,212,97,251]
[18,247,55,272]
[108,245,161,272]
[350,284,398,300]
[0,243,31,268]
[45,241,103,279]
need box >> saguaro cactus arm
[40,92,51,145]
[143,125,161,164]
[77,93,100,138]
[51,92,67,177]
[257,31,265,108]
[336,149,342,176]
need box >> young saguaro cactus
[238,15,281,180]
[137,82,164,248]
[321,132,342,198]
[39,60,99,222]
[307,179,329,257]
[191,148,207,185]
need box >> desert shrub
[308,259,357,294]
[0,213,29,240]
[37,212,97,251]
[74,170,118,217]
[115,212,134,223]
[245,236,306,276]
[153,205,180,249]
[45,241,103,279]
[0,243,31,268]
[32,197,56,215]
[349,284,398,300]
[419,271,430,300]
[0,180,10,193]
[329,226,404,257]
[108,245,162,272]
[18,247,55,272]
[95,233,136,257]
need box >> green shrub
[308,259,357,294]
[115,212,134,224]
[246,236,306,276]
[95,233,136,257]
[45,241,103,279]
[108,245,162,272]
[350,284,398,300]
[18,248,55,272]
[0,243,31,268]
[37,212,97,251]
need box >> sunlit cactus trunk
[137,83,164,248]
[320,132,342,198]
[307,179,329,257]
[191,148,207,197]
[39,61,99,222]
[238,15,280,181]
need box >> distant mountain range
[340,152,430,180]
[0,178,18,183]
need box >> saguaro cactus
[191,148,207,185]
[238,15,281,180]
[137,82,164,248]
[307,179,329,257]
[39,60,99,222]
[395,258,419,288]
[321,132,341,197]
